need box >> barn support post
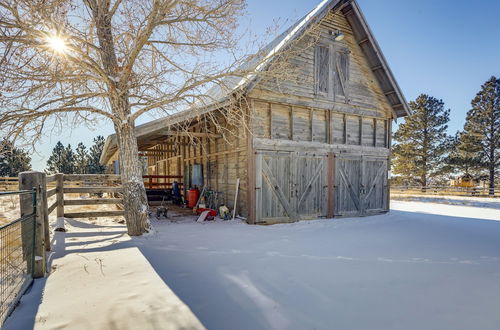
[55,173,66,232]
[327,152,336,218]
[19,171,48,278]
[387,120,393,212]
[247,100,257,224]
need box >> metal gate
[0,190,36,325]
[255,151,328,223]
[334,156,388,216]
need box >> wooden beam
[18,171,46,277]
[138,149,174,153]
[64,174,121,181]
[268,103,273,139]
[63,187,123,194]
[162,131,222,138]
[327,109,332,145]
[46,175,56,183]
[358,37,369,45]
[46,188,57,198]
[64,211,124,218]
[64,198,123,206]
[327,152,336,218]
[342,114,347,144]
[182,147,246,162]
[310,108,314,142]
[358,116,363,145]
[56,173,64,218]
[48,201,57,215]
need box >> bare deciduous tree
[0,0,319,235]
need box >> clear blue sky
[31,0,500,170]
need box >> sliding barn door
[334,156,388,217]
[255,151,328,223]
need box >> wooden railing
[391,185,500,198]
[0,177,18,191]
[143,175,183,189]
[53,174,124,219]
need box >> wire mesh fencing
[0,190,36,325]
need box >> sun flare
[46,35,68,53]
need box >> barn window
[334,48,350,102]
[315,44,350,102]
[315,45,330,97]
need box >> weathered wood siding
[249,98,389,149]
[147,111,248,216]
[249,9,393,119]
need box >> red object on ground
[195,208,217,217]
[187,188,200,208]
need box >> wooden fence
[3,172,126,280]
[391,186,500,198]
[56,174,124,219]
[0,177,18,191]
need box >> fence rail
[391,186,500,197]
[53,174,124,223]
[0,177,18,192]
[0,190,36,325]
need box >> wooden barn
[100,0,410,224]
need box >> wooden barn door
[334,156,363,217]
[294,153,328,219]
[334,156,388,216]
[256,151,295,223]
[362,157,388,214]
[255,151,328,223]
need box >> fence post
[19,171,47,278]
[55,173,65,231]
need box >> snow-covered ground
[4,201,500,330]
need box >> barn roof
[101,0,410,164]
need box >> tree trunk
[421,174,427,192]
[489,165,495,196]
[115,121,150,236]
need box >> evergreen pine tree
[46,142,76,174]
[392,94,452,186]
[0,139,32,176]
[460,76,500,194]
[446,130,482,178]
[74,142,89,174]
[88,136,107,174]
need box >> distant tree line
[0,139,32,176]
[392,76,499,194]
[46,136,107,174]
